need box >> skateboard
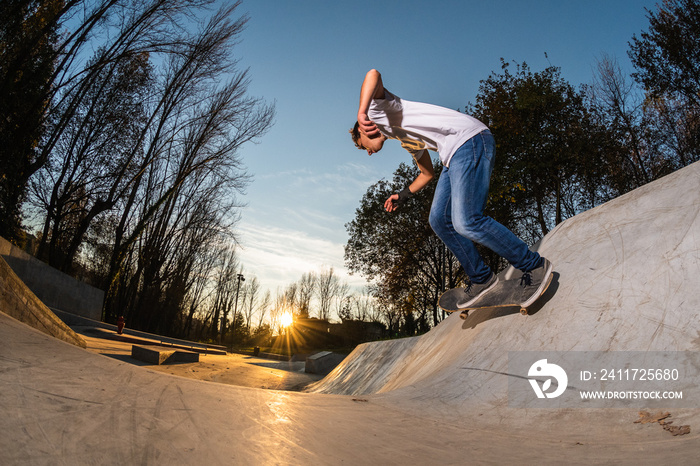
[439,272,554,320]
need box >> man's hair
[349,121,361,149]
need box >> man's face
[357,131,385,156]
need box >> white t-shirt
[368,90,488,167]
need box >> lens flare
[280,311,293,328]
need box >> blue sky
[231,0,657,294]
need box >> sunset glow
[280,311,293,328]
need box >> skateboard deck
[439,273,553,320]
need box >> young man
[350,69,552,308]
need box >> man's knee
[454,215,485,240]
[429,207,446,235]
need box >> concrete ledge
[86,327,226,355]
[305,351,345,375]
[0,256,86,348]
[258,352,290,361]
[131,345,200,365]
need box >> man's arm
[357,69,385,136]
[384,150,435,212]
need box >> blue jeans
[429,130,541,283]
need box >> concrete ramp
[0,255,86,348]
[309,160,700,405]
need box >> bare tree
[297,272,316,318]
[241,275,260,332]
[590,54,661,189]
[352,288,381,322]
[19,2,274,338]
[284,282,298,315]
[91,3,273,327]
[315,267,339,321]
[269,288,287,336]
[255,290,272,330]
[208,246,239,341]
[182,244,218,339]
[32,50,152,272]
[333,281,351,321]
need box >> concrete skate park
[2,162,700,464]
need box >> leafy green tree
[345,159,464,329]
[629,0,700,106]
[468,60,611,241]
[628,0,700,171]
[0,0,63,243]
[644,93,700,169]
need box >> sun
[280,311,294,328]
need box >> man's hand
[358,112,380,137]
[384,187,412,212]
[384,194,400,212]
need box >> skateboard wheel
[520,307,528,315]
[460,310,469,320]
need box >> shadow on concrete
[100,353,150,366]
[248,361,306,372]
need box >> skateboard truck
[459,305,529,320]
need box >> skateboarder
[350,69,552,308]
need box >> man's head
[350,121,386,155]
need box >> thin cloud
[237,222,365,292]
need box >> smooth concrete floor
[3,312,699,465]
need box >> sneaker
[519,258,553,308]
[456,273,499,308]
